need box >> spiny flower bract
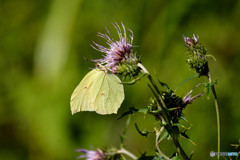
[147,85,202,123]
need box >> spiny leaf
[158,80,170,90]
[181,130,196,146]
[118,106,139,120]
[135,123,154,137]
[173,123,188,130]
[181,131,190,139]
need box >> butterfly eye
[95,63,100,68]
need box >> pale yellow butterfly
[70,64,124,115]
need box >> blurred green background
[0,0,240,159]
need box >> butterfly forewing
[70,68,124,115]
[70,69,98,114]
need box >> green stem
[138,63,170,123]
[208,72,221,159]
[156,127,171,160]
[120,115,131,148]
[172,136,190,160]
[117,148,137,160]
[137,63,190,160]
[147,74,171,123]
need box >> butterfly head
[95,63,108,73]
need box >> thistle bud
[183,34,209,76]
[147,85,202,124]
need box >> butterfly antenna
[83,56,97,70]
[83,56,94,64]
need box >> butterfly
[70,64,124,115]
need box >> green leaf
[204,82,210,98]
[159,130,169,142]
[170,153,180,160]
[180,130,196,145]
[175,74,199,91]
[158,80,170,90]
[137,153,155,160]
[155,153,169,160]
[181,131,190,139]
[121,72,146,85]
[173,123,188,130]
[138,108,149,114]
[204,80,217,99]
[118,106,139,120]
[134,123,154,137]
[167,107,180,111]
[206,54,216,61]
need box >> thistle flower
[183,34,209,76]
[147,83,203,123]
[147,89,189,123]
[183,84,203,105]
[76,149,106,160]
[92,22,140,78]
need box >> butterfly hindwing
[93,72,124,114]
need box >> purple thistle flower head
[192,34,199,43]
[76,149,106,160]
[183,34,199,48]
[92,22,138,74]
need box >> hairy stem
[208,72,221,159]
[117,148,137,160]
[156,127,171,160]
[138,63,190,160]
[172,137,190,160]
[120,115,131,148]
[137,63,170,122]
